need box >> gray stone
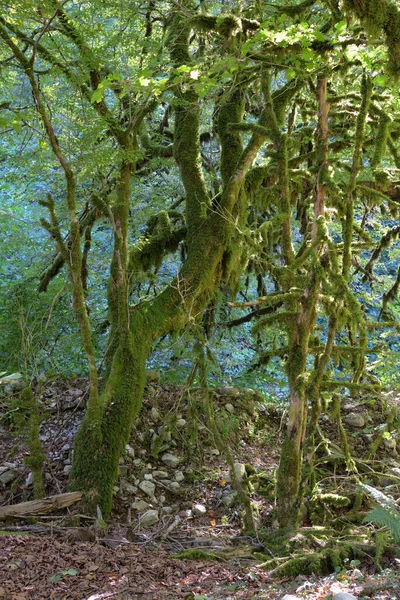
[0,468,17,485]
[221,491,238,507]
[161,453,181,468]
[25,472,34,487]
[151,407,160,421]
[168,481,181,492]
[139,480,156,498]
[159,495,166,503]
[133,459,143,467]
[176,419,186,428]
[192,504,207,516]
[281,596,301,600]
[125,444,135,459]
[175,471,185,482]
[119,465,129,477]
[153,470,169,478]
[332,593,358,600]
[131,500,150,511]
[63,465,72,475]
[343,412,365,428]
[140,509,159,527]
[225,403,235,414]
[163,506,173,514]
[383,437,396,451]
[144,473,153,480]
[233,462,246,481]
[121,481,138,494]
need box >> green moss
[18,387,45,499]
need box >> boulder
[140,509,159,527]
[161,453,181,468]
[343,413,365,428]
[139,480,156,498]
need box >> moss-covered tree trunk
[68,4,271,517]
[276,76,329,529]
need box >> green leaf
[49,574,62,583]
[63,568,79,576]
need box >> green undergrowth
[173,548,227,562]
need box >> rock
[63,465,72,475]
[119,465,129,477]
[144,473,153,480]
[332,593,358,600]
[225,403,235,414]
[121,481,138,494]
[25,472,34,487]
[219,386,241,397]
[139,480,156,498]
[210,448,220,456]
[176,419,186,428]
[161,453,181,468]
[343,412,365,428]
[192,504,207,516]
[221,491,238,507]
[140,509,159,527]
[233,462,246,481]
[125,444,135,459]
[175,471,185,482]
[0,467,18,485]
[163,506,173,514]
[383,437,396,451]
[168,482,181,492]
[281,595,301,600]
[153,470,169,478]
[159,495,166,503]
[151,407,160,421]
[131,500,150,511]
[133,459,143,467]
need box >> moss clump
[173,549,226,562]
[18,387,46,499]
[262,547,347,577]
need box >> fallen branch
[0,491,82,519]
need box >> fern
[361,484,400,541]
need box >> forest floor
[0,377,399,599]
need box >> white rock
[63,465,72,475]
[25,472,34,487]
[210,448,220,456]
[332,593,358,600]
[281,595,301,600]
[144,473,153,480]
[233,463,246,481]
[121,482,138,494]
[139,480,156,497]
[343,412,365,428]
[140,509,159,527]
[125,444,135,459]
[159,495,166,503]
[164,506,173,514]
[175,471,185,482]
[161,453,181,468]
[176,419,186,428]
[192,504,207,516]
[225,403,235,414]
[131,500,150,511]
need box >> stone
[161,453,181,468]
[383,437,396,451]
[233,462,246,481]
[210,448,220,456]
[63,465,72,475]
[144,473,153,480]
[121,481,138,494]
[225,403,235,414]
[25,472,34,487]
[163,506,173,514]
[125,444,135,459]
[131,500,150,511]
[0,468,17,485]
[343,412,365,428]
[221,491,238,507]
[133,459,143,467]
[151,407,160,421]
[168,481,181,492]
[159,495,166,503]
[192,504,207,516]
[176,419,186,428]
[175,471,185,482]
[139,480,156,498]
[153,470,169,478]
[140,509,159,527]
[281,596,301,600]
[119,465,129,477]
[332,593,358,600]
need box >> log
[0,491,82,519]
